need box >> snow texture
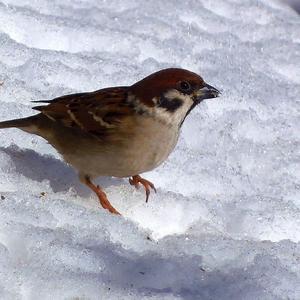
[0,0,299,299]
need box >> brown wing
[32,87,132,138]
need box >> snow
[0,0,299,299]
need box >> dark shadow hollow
[0,145,125,197]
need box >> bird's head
[130,68,220,126]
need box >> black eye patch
[157,95,183,112]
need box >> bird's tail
[0,115,39,131]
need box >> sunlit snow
[0,0,299,299]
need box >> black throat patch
[157,95,183,112]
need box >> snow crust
[0,0,299,299]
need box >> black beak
[195,83,220,102]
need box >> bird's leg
[83,176,121,215]
[129,175,156,203]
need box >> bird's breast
[113,117,179,176]
[38,115,180,178]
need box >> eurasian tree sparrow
[0,68,220,215]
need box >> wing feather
[33,87,131,138]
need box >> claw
[129,175,156,203]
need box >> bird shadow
[0,145,125,197]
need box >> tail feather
[0,116,39,129]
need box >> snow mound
[0,0,299,299]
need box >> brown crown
[130,68,205,106]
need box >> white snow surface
[0,0,299,299]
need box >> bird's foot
[129,175,156,203]
[84,176,121,215]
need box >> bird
[0,68,220,215]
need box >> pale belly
[39,116,180,178]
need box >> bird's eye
[179,81,192,93]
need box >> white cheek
[156,89,194,126]
[173,95,194,123]
[128,90,194,127]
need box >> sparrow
[0,68,220,215]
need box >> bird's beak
[195,83,220,102]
